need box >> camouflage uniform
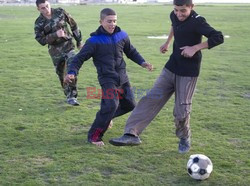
[34,8,82,99]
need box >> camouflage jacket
[34,8,82,56]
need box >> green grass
[0,4,250,185]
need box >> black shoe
[178,137,191,154]
[109,134,141,146]
[67,98,80,106]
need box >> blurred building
[2,0,250,4]
[0,0,171,3]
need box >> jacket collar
[90,26,121,36]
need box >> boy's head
[36,0,51,18]
[173,0,194,22]
[100,8,117,34]
[174,0,193,6]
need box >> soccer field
[0,4,249,185]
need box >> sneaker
[109,134,141,146]
[178,137,191,154]
[67,98,80,106]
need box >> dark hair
[36,0,46,7]
[173,0,193,6]
[100,8,116,20]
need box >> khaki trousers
[124,68,197,139]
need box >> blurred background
[1,0,250,6]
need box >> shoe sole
[109,140,141,146]
[67,102,80,106]
[178,147,190,154]
[68,104,80,106]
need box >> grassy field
[0,3,250,185]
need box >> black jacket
[68,26,145,86]
[165,10,224,77]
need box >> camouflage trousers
[124,68,198,140]
[50,50,78,99]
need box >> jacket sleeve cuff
[68,71,76,75]
[138,61,145,65]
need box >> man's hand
[141,62,153,71]
[160,42,170,53]
[180,46,197,58]
[180,42,209,58]
[64,74,75,84]
[56,28,66,38]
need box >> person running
[64,8,153,146]
[109,0,224,154]
[34,0,83,105]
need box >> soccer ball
[187,154,213,180]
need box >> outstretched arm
[141,62,153,71]
[123,33,153,71]
[64,40,94,83]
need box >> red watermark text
[86,87,124,99]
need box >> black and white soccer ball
[187,154,213,180]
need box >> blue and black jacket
[68,26,145,86]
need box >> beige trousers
[124,68,198,139]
